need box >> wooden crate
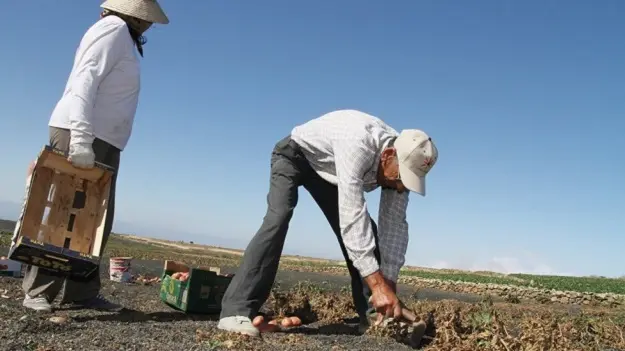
[8,146,115,280]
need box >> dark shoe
[70,294,123,312]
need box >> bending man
[218,109,439,336]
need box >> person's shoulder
[83,15,129,40]
[96,15,129,33]
[78,15,132,54]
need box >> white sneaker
[217,316,260,337]
[23,295,52,312]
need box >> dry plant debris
[193,282,625,350]
[263,281,356,324]
[130,274,161,285]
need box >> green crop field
[509,273,625,295]
[400,269,530,286]
[400,268,625,295]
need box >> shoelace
[234,316,251,324]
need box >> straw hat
[101,0,169,24]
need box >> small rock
[49,316,68,324]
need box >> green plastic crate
[159,260,233,314]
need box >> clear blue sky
[1,1,623,277]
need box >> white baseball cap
[394,129,439,196]
[101,0,170,24]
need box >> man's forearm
[377,189,409,285]
[364,270,386,289]
[351,250,379,279]
[336,190,380,278]
[364,270,397,293]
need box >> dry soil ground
[2,238,625,350]
[0,257,480,351]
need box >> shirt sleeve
[333,135,380,278]
[377,188,410,283]
[67,19,129,145]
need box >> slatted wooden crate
[8,146,115,280]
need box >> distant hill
[0,219,16,232]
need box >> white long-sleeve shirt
[48,15,140,151]
[290,109,410,283]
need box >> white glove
[68,142,95,169]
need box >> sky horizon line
[0,213,620,279]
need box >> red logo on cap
[420,156,436,173]
[423,157,434,168]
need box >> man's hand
[68,142,95,169]
[365,271,402,325]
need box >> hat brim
[101,0,169,24]
[398,162,426,196]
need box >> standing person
[218,109,439,336]
[19,0,170,312]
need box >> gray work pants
[21,126,120,303]
[220,136,381,320]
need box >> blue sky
[1,1,623,277]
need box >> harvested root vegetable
[253,316,281,333]
[251,315,302,333]
[170,272,190,281]
[268,319,279,326]
[266,319,281,332]
[132,275,161,285]
[281,318,292,328]
[289,316,302,326]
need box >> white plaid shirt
[291,109,410,283]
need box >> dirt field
[2,234,625,350]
